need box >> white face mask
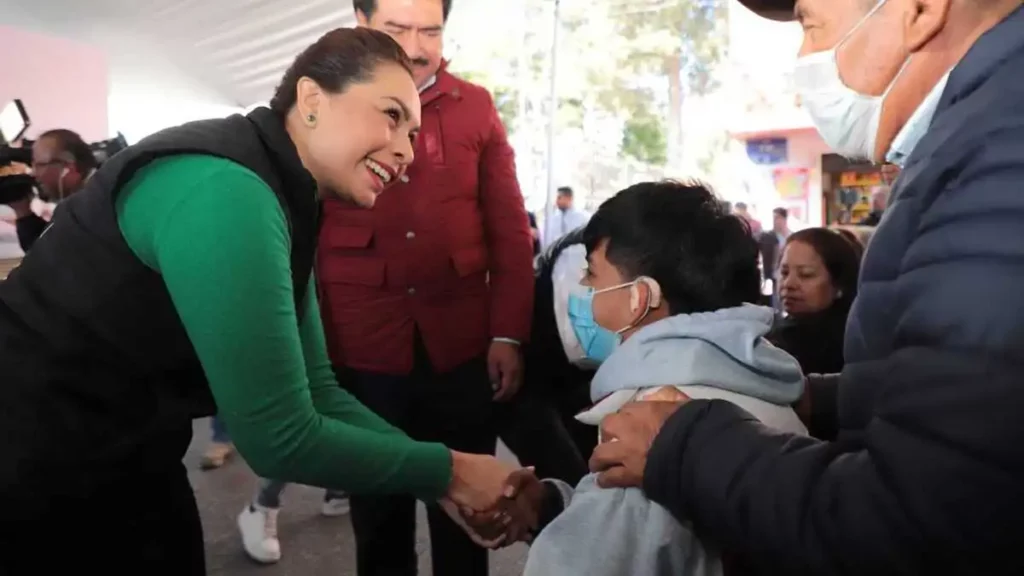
[793,0,901,161]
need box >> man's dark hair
[583,180,761,315]
[270,27,413,114]
[557,186,573,197]
[773,207,788,219]
[353,0,453,21]
[39,129,97,174]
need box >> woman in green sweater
[0,28,513,574]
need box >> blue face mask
[567,288,621,363]
[567,279,655,364]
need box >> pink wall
[0,25,109,142]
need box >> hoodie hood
[577,305,803,425]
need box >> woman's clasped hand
[443,455,546,548]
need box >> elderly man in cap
[583,0,1024,573]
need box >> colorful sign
[772,167,809,200]
[746,138,788,165]
[839,171,882,187]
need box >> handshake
[441,451,553,549]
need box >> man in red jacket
[236,0,535,573]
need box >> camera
[0,99,130,203]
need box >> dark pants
[494,389,588,485]
[341,335,496,576]
[1,460,205,574]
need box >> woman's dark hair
[784,227,862,313]
[270,27,413,114]
[831,227,865,261]
[582,180,762,315]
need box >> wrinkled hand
[441,467,544,549]
[589,396,688,489]
[488,341,522,402]
[447,451,516,513]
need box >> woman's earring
[836,290,844,299]
[306,113,317,126]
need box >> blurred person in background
[769,227,861,440]
[3,129,97,252]
[542,186,590,249]
[528,210,541,255]
[584,0,1024,572]
[859,185,889,226]
[0,28,517,575]
[757,207,790,306]
[733,201,763,235]
[238,1,535,574]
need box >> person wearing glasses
[2,129,97,252]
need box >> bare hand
[589,399,688,489]
[447,451,515,513]
[443,467,544,549]
[468,467,544,546]
[488,341,522,402]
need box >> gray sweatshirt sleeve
[524,474,724,576]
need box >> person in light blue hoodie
[481,181,809,575]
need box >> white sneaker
[321,495,350,517]
[238,503,281,563]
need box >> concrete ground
[187,418,529,576]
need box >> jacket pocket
[323,225,374,250]
[451,246,488,277]
[418,107,445,165]
[319,256,387,287]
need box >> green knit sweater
[115,154,452,499]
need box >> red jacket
[317,66,534,375]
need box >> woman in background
[769,228,860,441]
[770,227,861,375]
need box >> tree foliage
[578,0,728,164]
[446,0,728,203]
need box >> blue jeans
[255,478,346,508]
[210,416,230,444]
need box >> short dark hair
[39,129,97,174]
[583,180,762,315]
[270,28,413,114]
[353,0,453,21]
[784,227,862,313]
[557,186,573,197]
[773,207,788,219]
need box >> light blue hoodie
[524,306,806,576]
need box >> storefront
[726,125,830,229]
[820,154,885,225]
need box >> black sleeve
[806,373,839,441]
[532,481,568,536]
[643,344,1024,575]
[15,213,48,252]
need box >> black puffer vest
[0,108,318,511]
